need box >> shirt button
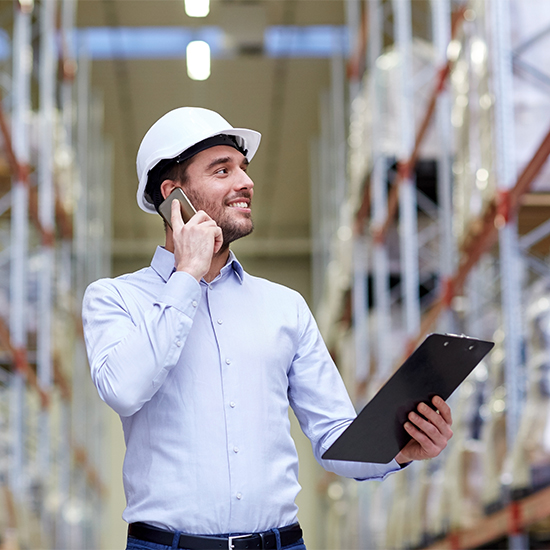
[176,340,182,347]
[192,300,197,308]
[230,402,236,408]
[217,319,223,325]
[236,493,242,500]
[233,447,239,453]
[225,358,231,365]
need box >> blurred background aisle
[1,0,550,549]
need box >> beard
[184,188,254,248]
[219,215,255,246]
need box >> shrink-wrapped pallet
[509,279,550,496]
[441,375,487,530]
[480,332,508,512]
[385,473,408,549]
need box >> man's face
[182,145,255,246]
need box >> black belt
[128,521,303,550]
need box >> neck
[165,230,230,283]
[204,246,230,282]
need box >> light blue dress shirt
[82,247,400,535]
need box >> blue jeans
[126,528,307,550]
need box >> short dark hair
[145,157,193,212]
[162,157,193,188]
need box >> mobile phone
[158,188,196,228]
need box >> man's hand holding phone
[167,192,223,281]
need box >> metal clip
[228,534,253,550]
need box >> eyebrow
[205,156,249,171]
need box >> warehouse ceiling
[74,0,346,287]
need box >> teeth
[230,202,248,208]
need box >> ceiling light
[184,0,209,18]
[186,40,210,80]
[18,0,33,13]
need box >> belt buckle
[228,534,253,550]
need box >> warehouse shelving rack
[0,1,112,549]
[312,1,550,548]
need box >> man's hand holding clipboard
[322,333,494,464]
[395,395,453,464]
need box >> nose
[237,168,254,192]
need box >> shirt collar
[150,246,244,284]
[150,246,177,283]
[224,250,244,284]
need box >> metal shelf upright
[393,0,421,341]
[0,1,112,548]
[9,1,32,518]
[369,0,393,386]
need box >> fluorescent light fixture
[71,26,351,61]
[184,0,209,18]
[186,40,210,80]
[18,0,34,13]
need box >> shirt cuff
[158,271,201,316]
[379,459,404,478]
[351,459,404,481]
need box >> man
[82,107,453,550]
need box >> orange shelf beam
[426,485,550,549]
[402,122,550,359]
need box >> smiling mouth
[229,201,249,209]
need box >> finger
[417,402,453,439]
[171,199,184,232]
[408,411,441,440]
[404,422,441,457]
[183,209,209,226]
[417,402,448,431]
[432,396,453,425]
[408,410,451,446]
[406,419,449,457]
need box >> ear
[160,179,179,200]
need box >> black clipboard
[322,333,494,464]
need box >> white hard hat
[136,107,262,213]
